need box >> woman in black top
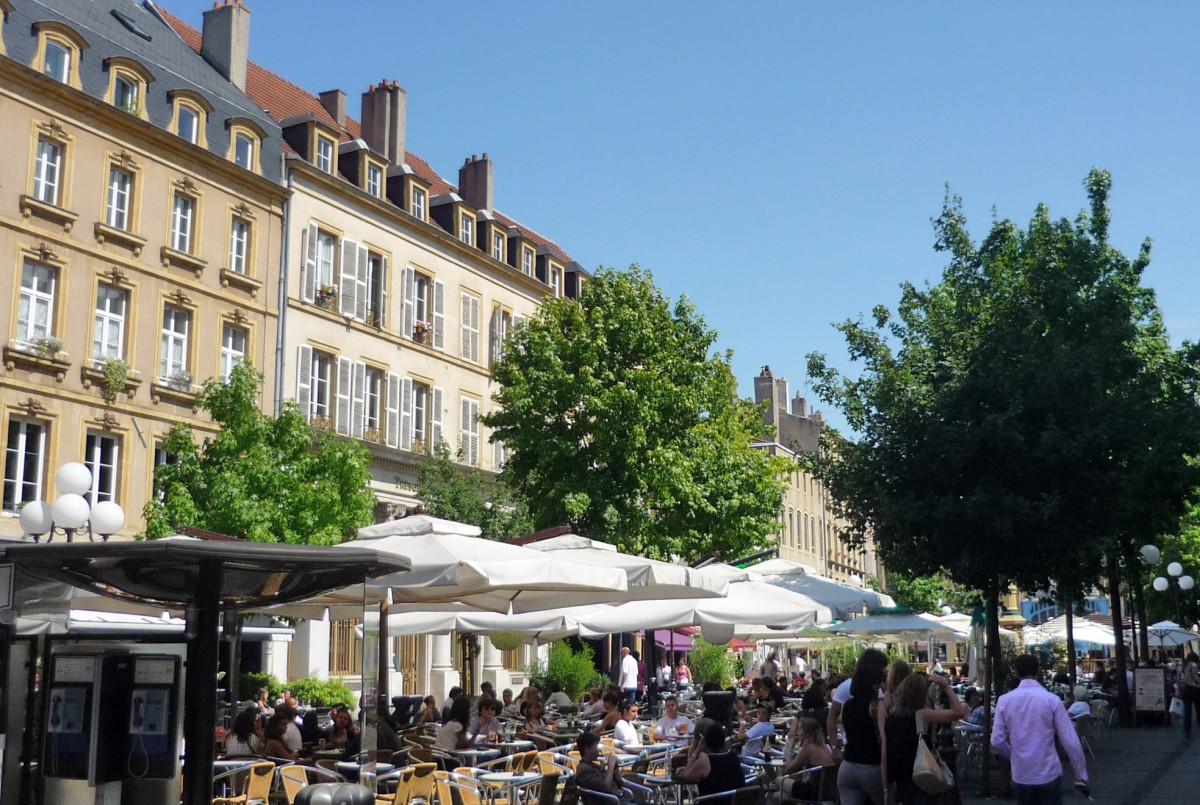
[837,662,886,805]
[882,672,966,805]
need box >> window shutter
[300,223,318,303]
[402,265,415,337]
[431,386,444,449]
[385,372,401,448]
[296,344,313,417]
[460,294,480,363]
[355,245,369,322]
[340,238,358,316]
[490,307,503,368]
[460,397,479,466]
[379,256,389,329]
[400,376,414,451]
[493,437,507,470]
[351,361,367,439]
[335,356,353,435]
[432,279,445,350]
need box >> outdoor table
[477,770,543,805]
[313,749,345,760]
[497,739,536,752]
[455,747,502,764]
[336,760,394,787]
[613,753,641,767]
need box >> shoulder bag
[912,711,955,795]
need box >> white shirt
[656,665,673,687]
[741,720,775,758]
[1068,701,1091,718]
[613,718,640,747]
[546,691,573,709]
[794,656,808,674]
[832,677,882,704]
[620,655,638,689]
[281,720,301,753]
[654,714,693,739]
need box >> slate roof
[156,3,574,264]
[5,0,282,182]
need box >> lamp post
[18,462,125,542]
[1152,562,1194,623]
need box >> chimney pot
[201,0,251,91]
[319,89,347,127]
[459,153,494,213]
[360,80,406,165]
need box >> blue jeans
[1013,777,1062,805]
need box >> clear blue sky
[189,1,1200,433]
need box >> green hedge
[525,641,600,700]
[237,672,355,708]
[689,638,735,688]
[239,671,282,703]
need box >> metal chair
[213,760,276,805]
[1072,716,1096,759]
[279,765,310,804]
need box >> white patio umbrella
[749,559,895,619]
[824,609,966,638]
[1146,620,1199,648]
[1022,615,1116,647]
[368,608,583,642]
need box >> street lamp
[1152,561,1193,623]
[18,462,124,542]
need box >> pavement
[961,719,1200,804]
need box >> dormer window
[168,91,212,148]
[367,164,383,198]
[225,119,265,174]
[44,40,70,82]
[114,75,138,112]
[234,133,254,169]
[550,266,562,298]
[412,187,427,221]
[459,211,474,246]
[103,58,153,119]
[34,22,88,89]
[522,246,534,276]
[315,136,335,173]
[491,231,505,262]
[178,106,200,144]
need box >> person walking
[620,646,639,702]
[992,654,1089,804]
[882,672,967,804]
[836,656,888,805]
[1178,651,1200,738]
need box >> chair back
[378,749,394,764]
[816,764,839,803]
[730,786,761,805]
[434,770,456,805]
[536,773,560,805]
[247,761,277,802]
[391,765,416,805]
[410,762,438,802]
[279,764,309,803]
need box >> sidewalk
[961,721,1200,804]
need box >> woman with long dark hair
[1178,652,1200,738]
[882,672,966,804]
[836,653,888,805]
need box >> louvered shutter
[493,437,507,470]
[490,307,503,368]
[296,345,313,418]
[400,376,414,451]
[460,397,479,466]
[340,239,358,316]
[431,386,444,449]
[432,279,445,350]
[335,356,353,435]
[352,361,367,439]
[355,245,369,322]
[401,265,415,337]
[460,294,480,363]
[300,223,318,303]
[379,256,389,329]
[385,372,401,448]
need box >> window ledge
[150,378,199,410]
[19,195,78,232]
[160,246,206,278]
[94,222,146,256]
[4,342,70,382]
[220,268,262,299]
[80,362,143,402]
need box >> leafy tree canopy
[806,170,1200,596]
[483,265,788,560]
[142,363,376,544]
[869,569,981,614]
[416,441,535,541]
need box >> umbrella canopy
[375,608,582,642]
[1146,620,1199,648]
[824,608,965,637]
[524,533,727,599]
[749,560,895,619]
[1022,615,1116,647]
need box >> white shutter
[379,256,389,330]
[431,386,444,449]
[385,372,401,448]
[493,437,507,470]
[296,344,313,417]
[400,376,414,451]
[432,279,445,350]
[460,397,479,466]
[340,239,357,316]
[356,245,369,322]
[489,307,502,368]
[335,356,353,435]
[402,265,415,337]
[351,361,367,439]
[300,223,318,303]
[460,294,480,363]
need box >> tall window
[234,133,254,169]
[550,267,562,298]
[412,382,430,449]
[316,231,335,287]
[44,40,71,82]
[18,261,56,345]
[84,433,119,506]
[33,138,63,205]
[315,136,334,173]
[229,217,250,274]
[460,293,480,364]
[460,397,480,466]
[412,187,427,221]
[310,351,332,421]
[413,274,431,327]
[160,306,190,379]
[220,324,247,381]
[459,213,474,246]
[492,231,505,261]
[367,164,383,198]
[113,74,138,112]
[170,193,194,253]
[178,106,199,144]
[521,247,534,276]
[366,252,385,326]
[106,167,132,230]
[3,420,46,513]
[93,285,127,360]
[364,367,384,438]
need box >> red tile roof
[157,5,572,263]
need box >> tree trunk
[981,582,1000,798]
[1107,562,1132,726]
[1065,597,1076,686]
[1134,577,1150,662]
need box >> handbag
[1170,696,1185,718]
[912,711,956,795]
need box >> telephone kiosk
[43,652,182,805]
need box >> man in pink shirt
[992,654,1089,804]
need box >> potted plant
[413,320,431,343]
[316,284,337,309]
[489,630,523,652]
[166,370,192,390]
[100,357,129,403]
[33,335,64,357]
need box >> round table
[455,748,502,763]
[498,739,536,752]
[478,770,543,804]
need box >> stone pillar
[428,633,459,700]
[289,618,330,681]
[265,635,291,682]
[480,638,511,691]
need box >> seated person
[501,688,523,720]
[580,687,606,719]
[598,692,623,732]
[377,706,403,752]
[524,700,558,734]
[274,703,303,754]
[613,701,641,748]
[418,695,441,723]
[801,679,827,715]
[546,683,573,710]
[737,703,776,759]
[653,695,693,740]
[224,707,264,757]
[254,687,274,717]
[1068,686,1092,719]
[576,731,635,801]
[468,699,500,743]
[263,714,298,761]
[959,688,986,737]
[324,706,357,747]
[760,677,786,711]
[436,697,474,752]
[299,710,322,744]
[780,716,835,801]
[676,723,744,798]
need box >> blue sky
[196,2,1200,432]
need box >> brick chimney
[201,0,251,91]
[459,153,493,213]
[360,80,406,165]
[318,89,346,128]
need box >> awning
[654,629,693,650]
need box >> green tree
[688,638,735,688]
[142,363,376,543]
[868,569,980,614]
[806,171,1200,741]
[416,441,535,541]
[483,266,788,559]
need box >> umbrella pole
[181,562,222,805]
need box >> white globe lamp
[18,500,54,536]
[52,494,91,530]
[700,621,736,646]
[1180,576,1195,592]
[90,501,126,536]
[1168,562,1184,578]
[1141,544,1161,565]
[55,462,92,496]
[1153,576,1170,592]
